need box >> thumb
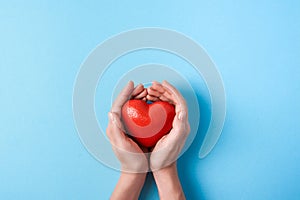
[178,110,187,121]
[107,112,127,145]
[109,112,126,133]
[168,110,189,141]
[173,110,187,129]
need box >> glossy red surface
[122,99,175,147]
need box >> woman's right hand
[106,81,149,173]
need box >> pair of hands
[106,80,190,173]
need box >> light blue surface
[1,1,300,199]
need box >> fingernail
[178,111,182,120]
[178,111,186,120]
[109,112,115,123]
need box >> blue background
[1,0,299,199]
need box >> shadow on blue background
[1,1,300,199]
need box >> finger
[111,112,126,132]
[133,88,147,99]
[147,87,161,98]
[106,112,126,145]
[167,112,189,143]
[162,80,187,108]
[160,90,174,104]
[157,95,171,103]
[151,81,174,103]
[152,81,165,93]
[146,94,160,102]
[111,81,134,116]
[131,84,144,97]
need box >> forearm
[153,163,185,200]
[110,172,146,200]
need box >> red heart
[121,99,176,147]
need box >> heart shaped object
[121,99,176,147]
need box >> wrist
[111,172,147,200]
[152,162,177,179]
[120,171,147,182]
[153,162,185,200]
[120,171,147,190]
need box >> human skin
[107,82,149,173]
[107,82,148,200]
[148,81,190,200]
[107,81,190,200]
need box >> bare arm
[111,172,146,200]
[107,82,149,199]
[153,163,185,200]
[148,81,190,200]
